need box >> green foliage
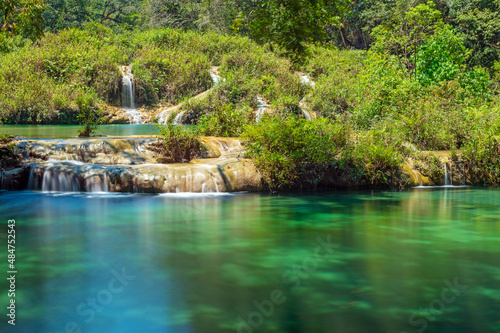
[132,46,211,106]
[461,130,500,185]
[247,0,349,63]
[371,1,443,79]
[151,122,205,163]
[452,3,500,69]
[1,0,46,40]
[0,23,124,124]
[43,0,140,31]
[0,133,14,143]
[306,46,365,118]
[349,132,407,186]
[415,25,467,85]
[197,103,253,137]
[77,94,101,137]
[243,117,348,190]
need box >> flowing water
[1,187,500,333]
[256,96,270,122]
[120,66,143,124]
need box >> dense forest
[1,0,500,191]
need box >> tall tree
[370,1,443,79]
[247,0,349,62]
[1,0,46,40]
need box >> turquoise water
[0,124,159,138]
[1,188,500,333]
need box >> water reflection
[0,188,499,332]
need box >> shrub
[150,123,206,163]
[197,104,253,137]
[77,95,102,137]
[243,117,348,191]
[461,131,500,185]
[132,46,212,106]
[0,23,124,124]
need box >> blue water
[0,188,500,333]
[0,124,159,139]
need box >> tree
[415,24,467,85]
[77,95,101,137]
[371,1,443,79]
[0,0,46,40]
[43,0,140,31]
[247,0,349,63]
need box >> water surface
[0,124,159,139]
[0,188,499,333]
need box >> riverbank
[0,134,487,193]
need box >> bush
[197,103,253,137]
[0,23,124,124]
[150,123,206,163]
[243,117,348,191]
[461,131,500,185]
[132,46,211,106]
[77,95,102,137]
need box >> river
[0,187,498,332]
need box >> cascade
[256,96,270,122]
[14,137,260,194]
[299,97,314,120]
[120,66,143,124]
[41,169,80,192]
[443,163,453,186]
[174,111,186,125]
[412,170,424,186]
[300,74,315,87]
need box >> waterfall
[41,170,80,192]
[299,97,314,120]
[412,170,424,186]
[86,173,109,192]
[174,111,185,125]
[120,66,143,124]
[444,163,452,186]
[300,74,315,87]
[256,96,270,122]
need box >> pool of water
[0,124,159,138]
[1,188,499,333]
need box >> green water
[0,188,499,333]
[0,124,159,138]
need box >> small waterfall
[444,163,452,186]
[412,170,424,186]
[210,72,222,86]
[300,74,315,87]
[120,66,143,124]
[86,172,109,192]
[299,97,314,120]
[41,170,80,192]
[174,111,185,125]
[256,96,270,122]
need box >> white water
[174,111,185,125]
[210,71,223,86]
[120,66,143,124]
[41,170,80,192]
[444,164,452,186]
[300,74,315,87]
[299,97,314,120]
[256,96,270,122]
[86,173,109,193]
[412,170,423,186]
[158,68,223,125]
